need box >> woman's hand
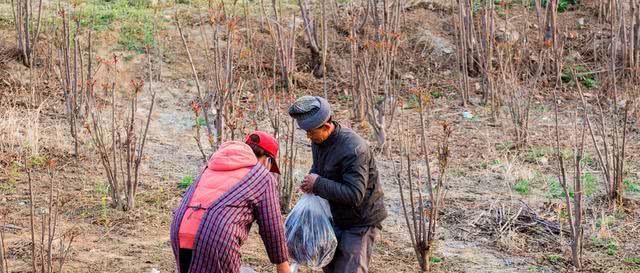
[276,261,291,273]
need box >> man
[170,131,291,273]
[288,96,387,273]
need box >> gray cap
[288,96,332,130]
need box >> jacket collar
[318,121,341,147]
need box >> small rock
[36,207,47,215]
[539,157,549,165]
[496,30,520,43]
[577,18,585,27]
[402,247,415,254]
[402,73,415,81]
[413,28,455,58]
[617,99,628,109]
[565,51,582,62]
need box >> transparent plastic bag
[284,194,337,271]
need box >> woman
[170,131,291,273]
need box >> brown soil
[1,1,639,273]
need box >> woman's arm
[255,176,290,268]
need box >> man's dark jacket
[311,122,387,228]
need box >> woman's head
[245,131,280,174]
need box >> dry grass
[0,103,70,163]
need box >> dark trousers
[322,226,379,273]
[179,248,193,273]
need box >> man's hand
[300,173,319,193]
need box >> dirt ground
[1,1,640,273]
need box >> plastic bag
[284,194,337,271]
[239,266,258,273]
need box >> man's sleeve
[309,145,318,174]
[313,145,369,207]
[255,176,288,264]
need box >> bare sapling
[0,223,7,273]
[190,100,208,163]
[476,0,496,115]
[56,9,88,157]
[10,0,44,66]
[497,46,534,150]
[26,158,37,273]
[579,3,635,206]
[348,4,366,122]
[224,86,249,141]
[267,0,297,92]
[577,77,633,207]
[631,3,640,80]
[178,5,246,152]
[356,0,402,154]
[278,118,298,213]
[298,0,323,78]
[209,15,246,144]
[451,0,474,106]
[543,0,563,84]
[396,94,452,272]
[552,86,585,270]
[176,12,216,150]
[265,87,282,138]
[24,157,76,273]
[88,53,157,211]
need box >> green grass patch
[524,147,553,163]
[514,178,530,195]
[624,178,640,193]
[95,181,110,196]
[0,161,20,193]
[119,15,157,53]
[430,256,443,263]
[561,65,600,89]
[540,0,575,12]
[570,173,597,198]
[338,95,352,103]
[495,142,514,153]
[196,116,207,127]
[624,257,640,265]
[545,254,563,263]
[596,215,616,229]
[448,168,466,178]
[580,152,595,168]
[546,173,598,199]
[430,90,445,99]
[76,0,158,53]
[178,175,195,189]
[591,235,618,255]
[546,178,565,199]
[404,94,420,109]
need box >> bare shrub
[10,0,44,66]
[176,7,250,154]
[24,158,77,273]
[352,0,402,153]
[87,55,156,211]
[396,94,453,272]
[552,85,585,270]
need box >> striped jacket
[170,164,288,273]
